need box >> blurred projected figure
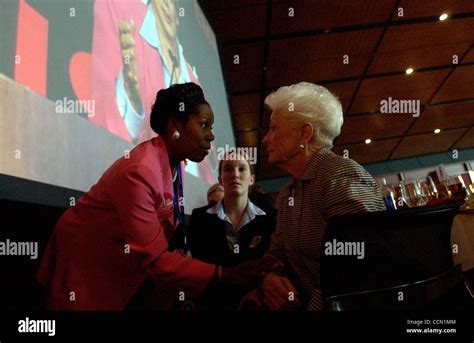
[207,183,224,206]
[90,0,213,181]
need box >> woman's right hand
[261,273,300,310]
[220,256,283,285]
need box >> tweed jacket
[265,147,386,310]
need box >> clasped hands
[218,256,301,310]
[238,271,301,311]
[218,255,283,285]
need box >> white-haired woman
[257,82,385,311]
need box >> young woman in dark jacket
[187,149,277,309]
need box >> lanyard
[173,166,185,227]
[173,166,189,253]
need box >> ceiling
[198,0,474,180]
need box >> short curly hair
[150,82,209,135]
[265,82,343,149]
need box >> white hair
[264,82,344,149]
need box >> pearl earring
[299,144,305,149]
[173,131,180,140]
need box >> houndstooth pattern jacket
[266,147,386,310]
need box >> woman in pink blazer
[37,83,277,310]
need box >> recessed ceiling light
[434,129,441,134]
[439,13,448,21]
[365,138,372,144]
[406,68,414,75]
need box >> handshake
[215,256,283,285]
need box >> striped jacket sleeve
[320,159,386,220]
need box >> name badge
[249,235,262,248]
[158,192,174,216]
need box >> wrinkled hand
[221,256,283,285]
[118,19,141,112]
[262,273,300,310]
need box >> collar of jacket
[279,147,333,198]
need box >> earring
[299,144,305,149]
[173,130,180,140]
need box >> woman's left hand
[238,288,262,310]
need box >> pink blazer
[37,136,214,310]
